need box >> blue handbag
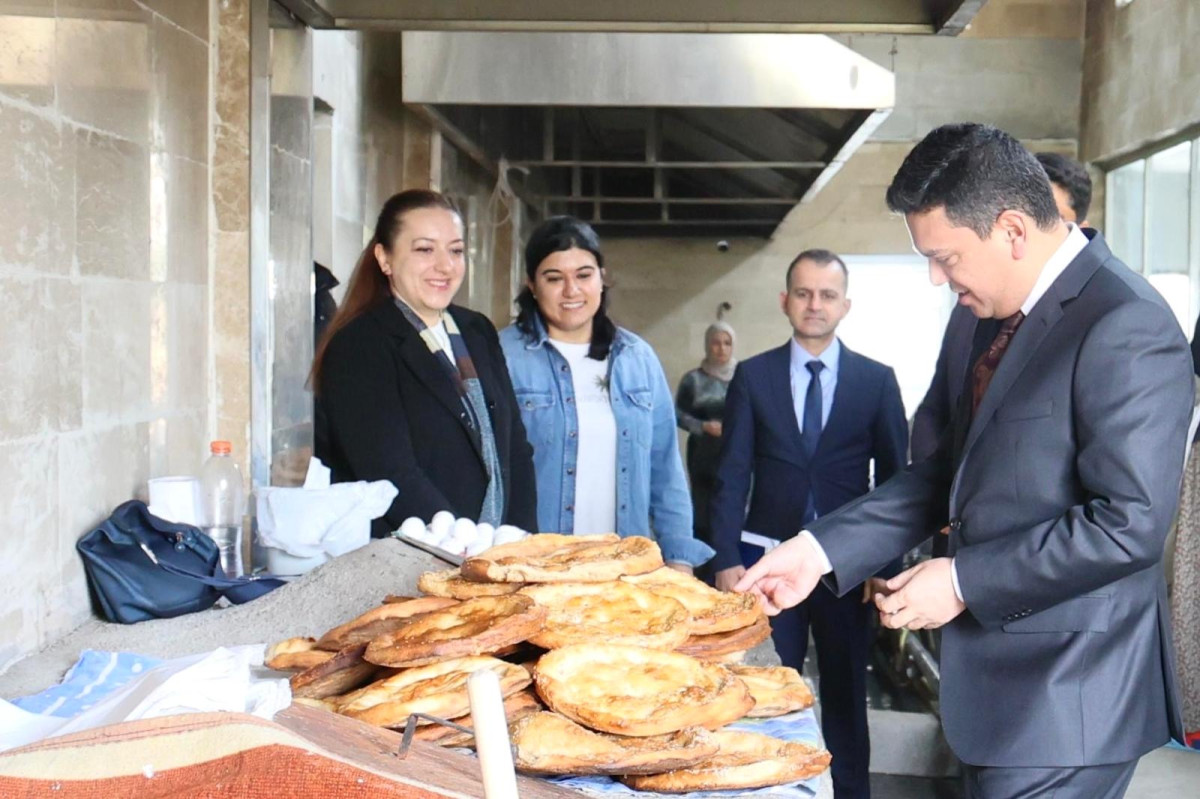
[77,500,283,624]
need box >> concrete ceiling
[278,0,989,36]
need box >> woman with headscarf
[676,304,737,568]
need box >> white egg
[465,537,493,557]
[430,511,455,538]
[451,517,477,541]
[398,517,426,539]
[493,525,527,546]
[473,524,495,551]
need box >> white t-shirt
[548,340,618,535]
[427,319,453,356]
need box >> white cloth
[549,340,618,535]
[800,225,1093,605]
[256,458,397,558]
[0,646,290,753]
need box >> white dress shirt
[800,225,1090,603]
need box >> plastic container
[199,440,246,577]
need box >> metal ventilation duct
[402,32,894,236]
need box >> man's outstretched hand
[733,535,825,615]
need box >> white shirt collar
[790,336,840,376]
[1020,224,1089,316]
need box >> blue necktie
[800,360,824,457]
[801,360,824,525]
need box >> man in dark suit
[738,124,1193,799]
[709,249,907,799]
[912,151,1093,465]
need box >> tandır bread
[363,594,547,668]
[418,568,524,599]
[510,711,719,776]
[534,643,754,737]
[414,689,543,746]
[336,656,531,729]
[289,643,382,699]
[315,596,459,651]
[677,613,771,658]
[730,665,815,717]
[621,729,831,793]
[518,581,690,650]
[461,533,663,583]
[621,567,761,634]
[265,637,334,671]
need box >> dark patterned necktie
[971,311,1026,415]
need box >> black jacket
[315,301,538,536]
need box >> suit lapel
[814,344,858,459]
[767,344,805,458]
[957,236,1107,468]
[378,303,485,461]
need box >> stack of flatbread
[264,532,829,792]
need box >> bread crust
[265,637,334,671]
[290,643,382,699]
[511,711,719,776]
[730,665,815,717]
[534,644,754,737]
[413,689,543,746]
[676,613,771,658]
[621,568,761,635]
[418,568,524,599]
[461,534,663,583]
[620,729,831,793]
[518,582,690,650]
[336,656,531,729]
[363,595,547,668]
[315,596,459,651]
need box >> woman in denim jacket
[499,217,714,572]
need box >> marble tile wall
[0,0,213,670]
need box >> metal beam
[511,160,827,170]
[538,196,801,205]
[324,0,945,33]
[273,0,336,27]
[409,104,497,175]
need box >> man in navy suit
[710,249,908,799]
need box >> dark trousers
[741,539,872,799]
[962,759,1138,799]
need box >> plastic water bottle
[199,440,245,577]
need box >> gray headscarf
[700,303,738,382]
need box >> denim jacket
[499,319,714,567]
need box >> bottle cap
[210,440,232,455]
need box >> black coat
[315,301,538,536]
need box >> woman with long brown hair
[313,189,537,536]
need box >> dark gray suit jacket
[810,230,1193,768]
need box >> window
[1106,137,1199,337]
[838,255,956,417]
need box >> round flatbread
[519,581,690,650]
[621,567,762,635]
[534,643,754,737]
[461,533,663,583]
[511,711,719,776]
[290,643,383,700]
[266,637,334,672]
[677,613,771,658]
[414,690,543,747]
[336,656,531,729]
[315,596,459,651]
[729,665,815,717]
[621,729,831,793]
[363,595,547,668]
[418,568,524,599]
